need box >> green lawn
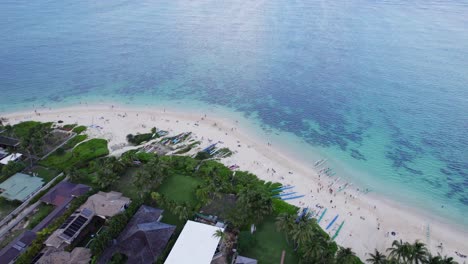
[157,174,202,207]
[30,166,59,182]
[239,215,299,264]
[72,125,87,134]
[39,138,109,170]
[26,204,55,229]
[62,134,88,150]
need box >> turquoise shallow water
[1,0,467,225]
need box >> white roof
[165,221,224,264]
[0,153,22,165]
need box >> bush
[126,133,154,145]
[55,147,65,156]
[72,125,87,134]
[39,139,109,170]
[194,151,211,160]
[0,161,26,181]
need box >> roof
[165,220,224,264]
[0,172,44,201]
[0,135,20,147]
[0,230,37,264]
[45,209,94,248]
[40,181,91,206]
[236,256,258,264]
[36,247,91,264]
[79,191,130,218]
[99,205,175,264]
[0,153,23,165]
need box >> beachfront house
[98,205,176,264]
[44,191,130,249]
[0,172,44,201]
[44,208,95,249]
[165,220,225,264]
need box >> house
[0,230,37,264]
[44,191,130,249]
[99,205,176,264]
[165,220,224,264]
[40,181,91,207]
[0,172,44,201]
[79,191,131,219]
[0,135,20,149]
[36,247,91,264]
[0,153,23,165]
[44,208,95,249]
[33,181,91,233]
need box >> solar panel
[81,208,93,217]
[60,215,75,229]
[62,215,89,238]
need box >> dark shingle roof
[0,136,20,147]
[99,205,175,264]
[40,181,90,206]
[0,231,37,264]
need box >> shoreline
[2,103,467,262]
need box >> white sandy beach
[2,104,467,263]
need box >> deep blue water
[1,0,467,223]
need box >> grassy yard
[239,214,299,264]
[62,134,87,150]
[39,138,109,170]
[26,203,54,229]
[157,174,202,207]
[29,166,59,182]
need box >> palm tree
[289,217,315,249]
[408,241,428,264]
[94,164,119,189]
[387,239,411,263]
[426,254,457,264]
[276,213,296,242]
[173,203,191,220]
[336,247,358,264]
[299,235,335,264]
[150,192,162,205]
[440,256,457,264]
[65,166,82,182]
[367,249,387,264]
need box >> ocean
[1,0,467,225]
